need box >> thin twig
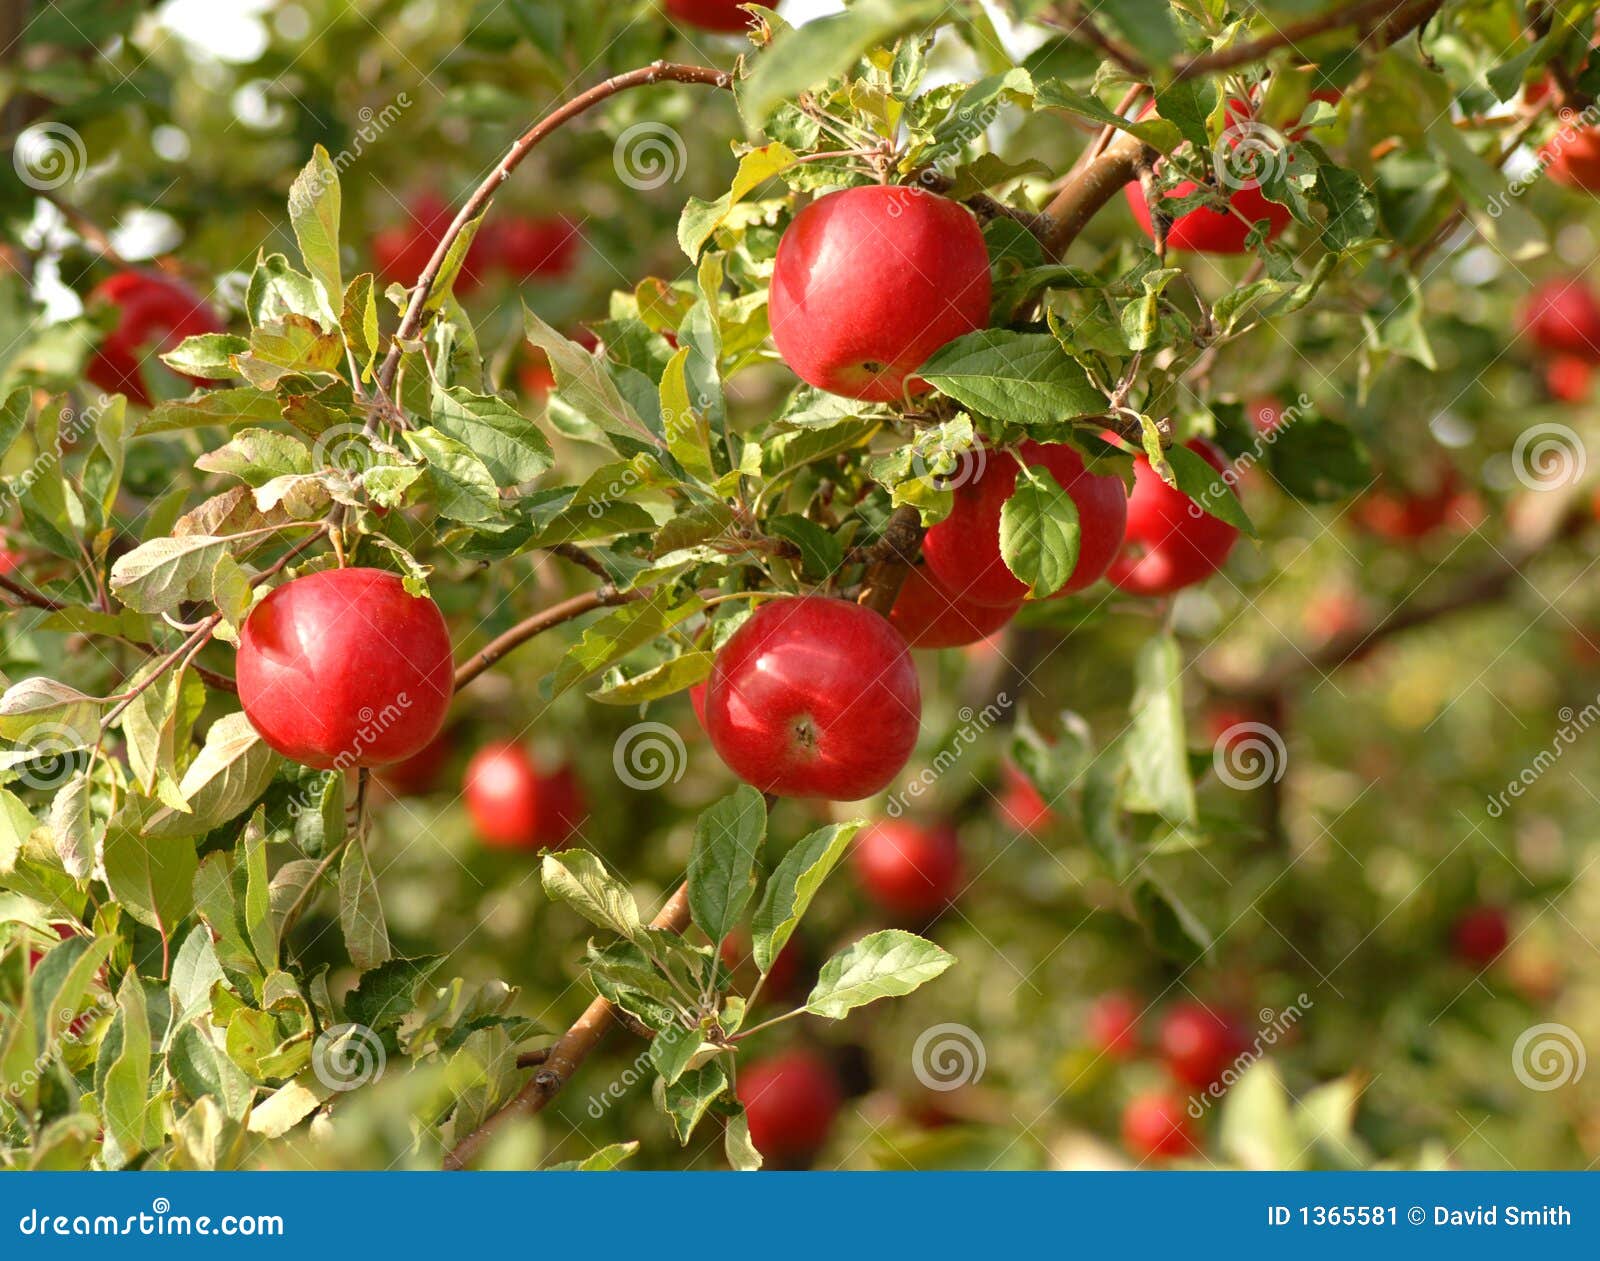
[444,882,693,1170]
[376,61,732,397]
[453,587,645,690]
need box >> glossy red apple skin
[922,442,1128,606]
[1087,991,1143,1061]
[768,185,991,403]
[1520,277,1600,362]
[464,743,587,850]
[852,820,962,918]
[1451,905,1509,968]
[237,568,454,770]
[736,1049,842,1164]
[1157,1001,1248,1091]
[888,564,1021,648]
[703,597,921,800]
[1107,439,1239,597]
[85,271,224,407]
[665,0,762,32]
[1122,1090,1197,1161]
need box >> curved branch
[1172,0,1438,80]
[453,587,643,690]
[444,882,692,1170]
[1043,127,1151,255]
[376,61,733,396]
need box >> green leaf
[660,1061,728,1144]
[1218,1061,1299,1170]
[919,331,1104,425]
[143,714,280,839]
[588,651,713,706]
[687,786,766,948]
[766,513,844,580]
[103,972,159,1160]
[545,1141,642,1172]
[523,307,657,449]
[0,676,102,744]
[999,463,1081,598]
[740,0,946,126]
[48,771,95,879]
[550,591,705,695]
[679,142,798,259]
[195,428,312,487]
[403,426,502,524]
[1165,441,1254,537]
[139,388,284,437]
[751,820,863,974]
[429,385,553,485]
[724,1106,763,1171]
[288,145,343,314]
[648,1017,709,1088]
[109,534,233,615]
[103,808,197,938]
[168,1022,254,1121]
[1132,873,1212,965]
[1125,633,1195,825]
[542,849,646,946]
[338,842,391,972]
[345,955,445,1031]
[659,347,716,483]
[805,929,954,1019]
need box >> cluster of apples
[1084,994,1252,1162]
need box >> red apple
[768,185,990,402]
[494,215,582,280]
[236,568,454,770]
[851,820,962,919]
[1121,1090,1197,1161]
[1107,439,1240,597]
[1546,354,1592,401]
[1451,905,1509,968]
[1157,1001,1248,1091]
[921,442,1129,606]
[1087,991,1143,1061]
[997,761,1055,834]
[703,597,920,800]
[888,564,1021,648]
[736,1049,842,1165]
[464,743,587,849]
[1124,101,1291,254]
[85,270,224,408]
[665,0,764,32]
[1520,277,1600,362]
